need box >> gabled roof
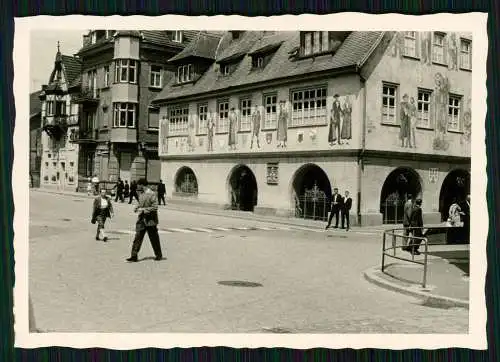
[152,31,384,104]
[141,30,198,48]
[215,31,262,63]
[168,31,225,63]
[29,90,42,118]
[61,55,82,86]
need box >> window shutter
[415,32,420,58]
[459,97,464,132]
[429,91,435,129]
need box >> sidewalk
[364,245,469,309]
[30,188,392,233]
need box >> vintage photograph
[23,17,483,346]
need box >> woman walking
[91,188,114,242]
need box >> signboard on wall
[266,162,279,185]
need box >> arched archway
[380,167,422,224]
[174,166,198,196]
[291,163,332,221]
[228,165,258,211]
[439,169,470,221]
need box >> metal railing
[295,195,329,221]
[382,227,429,288]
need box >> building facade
[39,47,82,191]
[70,30,198,188]
[30,91,43,188]
[152,31,471,226]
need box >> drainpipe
[357,75,367,226]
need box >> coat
[403,200,413,227]
[91,196,113,224]
[343,197,352,212]
[136,189,159,228]
[409,205,423,237]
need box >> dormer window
[221,64,231,76]
[252,56,264,69]
[91,30,107,44]
[177,64,193,83]
[173,31,183,43]
[301,31,330,57]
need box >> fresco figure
[228,107,238,151]
[207,110,215,152]
[420,32,432,65]
[277,100,288,148]
[409,96,417,148]
[187,115,196,152]
[250,108,261,149]
[433,72,450,150]
[448,33,459,71]
[399,94,410,148]
[160,117,169,154]
[392,32,405,58]
[328,94,342,146]
[340,96,352,144]
[461,98,472,144]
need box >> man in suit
[325,187,343,229]
[126,178,163,262]
[341,190,352,231]
[402,194,414,250]
[91,188,114,242]
[407,198,424,255]
[157,179,166,206]
[462,194,470,243]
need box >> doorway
[229,165,258,211]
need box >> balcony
[69,128,99,143]
[73,87,100,105]
[42,115,68,140]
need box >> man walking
[341,190,352,231]
[91,188,114,242]
[128,180,139,204]
[407,198,424,255]
[114,178,124,203]
[326,188,343,229]
[157,179,166,205]
[126,178,163,262]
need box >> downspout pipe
[357,74,367,226]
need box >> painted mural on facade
[277,101,288,148]
[328,94,352,146]
[432,72,451,151]
[250,109,261,149]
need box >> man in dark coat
[128,180,139,204]
[126,178,163,262]
[407,198,424,255]
[157,179,166,205]
[341,190,352,231]
[326,187,343,229]
[402,194,414,249]
[91,188,114,242]
[114,178,124,202]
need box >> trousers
[131,224,163,258]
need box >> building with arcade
[153,30,472,226]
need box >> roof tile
[153,31,384,103]
[168,31,225,63]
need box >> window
[432,32,446,64]
[291,87,327,127]
[150,65,162,88]
[46,101,54,116]
[113,103,136,128]
[264,94,278,129]
[148,109,159,129]
[381,84,397,124]
[173,31,183,43]
[252,56,264,69]
[221,64,230,76]
[403,31,417,58]
[103,65,110,87]
[198,104,208,134]
[87,69,97,95]
[460,39,471,70]
[177,64,193,83]
[168,106,189,134]
[55,101,66,116]
[239,99,252,131]
[114,59,137,83]
[301,31,330,56]
[448,95,462,132]
[217,101,229,133]
[417,89,432,128]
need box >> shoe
[126,256,138,262]
[154,256,163,261]
[325,225,329,230]
[103,237,108,242]
[95,236,100,241]
[413,250,421,255]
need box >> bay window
[114,59,137,83]
[113,103,137,128]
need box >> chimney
[82,34,90,47]
[230,31,243,40]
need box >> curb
[363,265,469,309]
[31,189,387,234]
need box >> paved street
[29,191,468,333]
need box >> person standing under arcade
[325,188,343,230]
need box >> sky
[30,30,86,93]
